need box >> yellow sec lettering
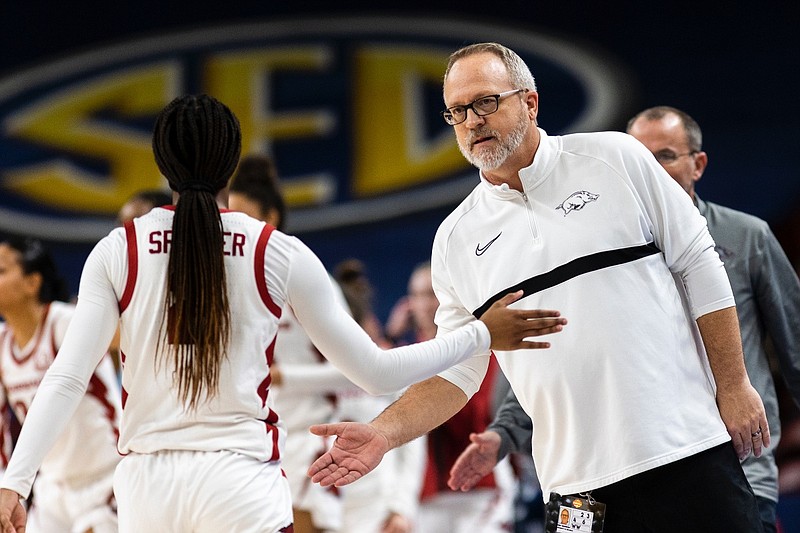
[352,46,470,197]
[204,47,337,207]
[205,46,335,152]
[3,63,179,213]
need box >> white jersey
[0,301,121,485]
[2,206,492,499]
[115,207,286,462]
[435,129,734,497]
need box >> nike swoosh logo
[475,232,502,256]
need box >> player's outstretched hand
[0,489,26,533]
[308,422,390,487]
[448,430,502,492]
[480,291,566,350]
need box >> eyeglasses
[441,89,525,126]
[653,150,698,165]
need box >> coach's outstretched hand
[307,422,389,488]
[0,488,26,533]
[480,291,566,350]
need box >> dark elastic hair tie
[177,180,216,194]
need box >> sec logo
[0,17,630,241]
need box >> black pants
[584,443,763,532]
[755,495,777,533]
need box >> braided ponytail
[152,94,241,408]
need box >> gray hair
[444,42,537,93]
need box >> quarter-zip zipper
[521,192,540,243]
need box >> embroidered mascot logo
[556,190,599,216]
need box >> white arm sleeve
[278,363,361,395]
[0,237,120,498]
[285,243,491,396]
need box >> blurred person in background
[117,189,172,225]
[0,236,121,533]
[227,155,285,229]
[334,259,427,533]
[386,262,516,532]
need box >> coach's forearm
[371,376,468,449]
[697,306,749,390]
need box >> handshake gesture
[308,291,565,488]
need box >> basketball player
[0,237,121,533]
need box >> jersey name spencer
[116,207,285,463]
[147,229,247,256]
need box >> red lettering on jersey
[222,232,246,257]
[148,230,172,254]
[148,231,161,253]
[232,233,246,256]
[150,230,244,255]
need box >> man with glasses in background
[448,106,800,533]
[308,43,769,532]
[624,106,799,531]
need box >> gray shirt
[490,195,800,502]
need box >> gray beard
[459,116,529,171]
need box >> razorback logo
[556,190,599,216]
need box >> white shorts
[113,450,293,533]
[27,468,117,533]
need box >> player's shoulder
[129,205,174,228]
[220,209,273,235]
[87,226,128,268]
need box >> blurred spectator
[117,189,172,224]
[386,262,515,532]
[334,259,425,533]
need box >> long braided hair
[151,94,241,409]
